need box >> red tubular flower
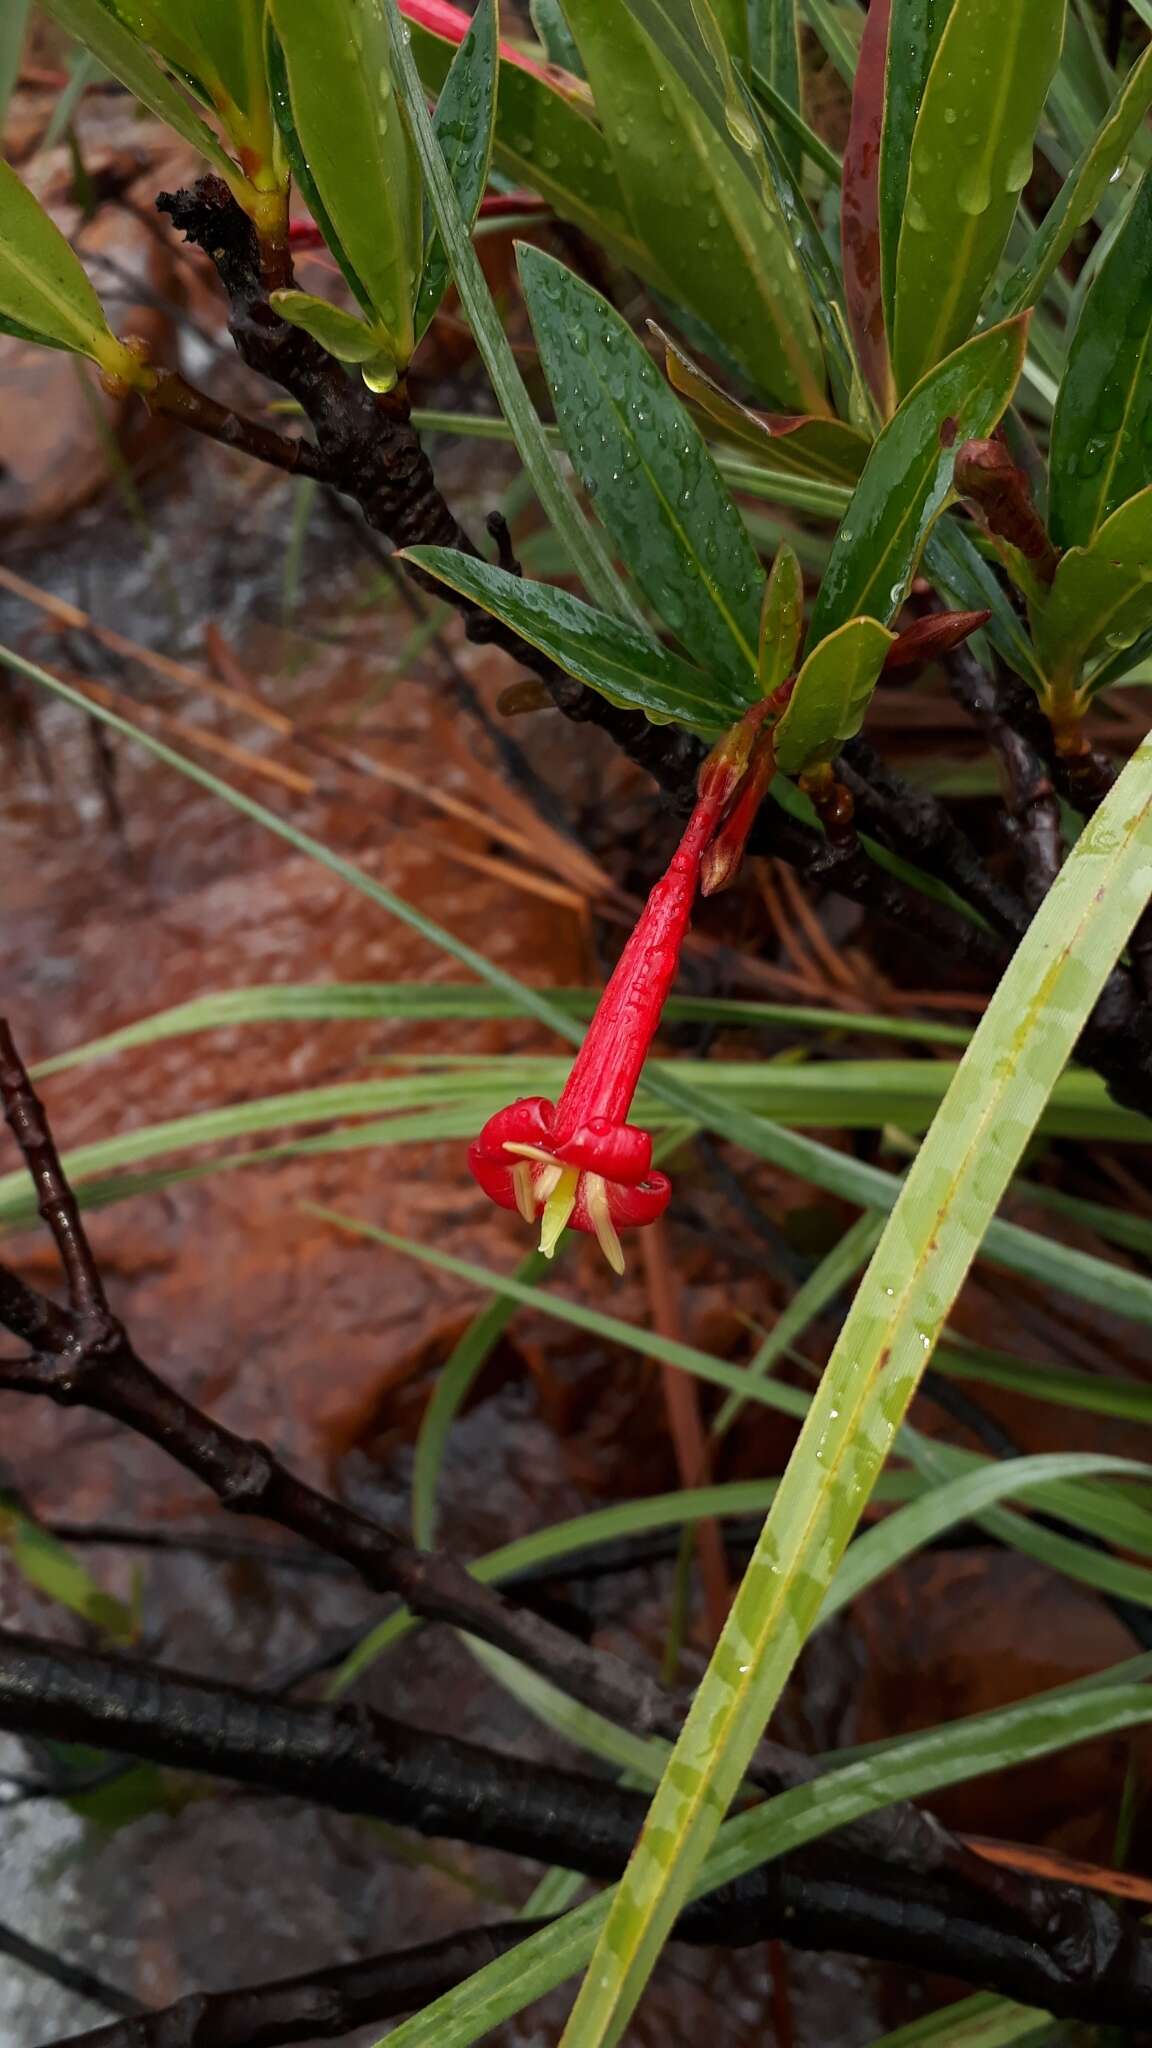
[468,782,731,1273]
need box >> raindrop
[956,161,991,216]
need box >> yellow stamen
[512,1161,536,1223]
[535,1162,564,1204]
[539,1166,580,1259]
[584,1173,625,1276]
[503,1141,557,1165]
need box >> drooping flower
[468,706,774,1271]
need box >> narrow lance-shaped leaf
[519,247,762,684]
[994,41,1152,321]
[403,548,754,730]
[1049,167,1152,549]
[414,0,498,344]
[0,158,143,379]
[841,0,894,413]
[403,3,647,275]
[749,0,804,178]
[773,616,894,774]
[387,0,643,621]
[560,0,828,410]
[553,667,1152,2048]
[891,0,1066,394]
[877,0,956,332]
[809,315,1029,644]
[757,542,804,693]
[269,0,421,370]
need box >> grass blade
[555,722,1152,2046]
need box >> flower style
[468,708,774,1273]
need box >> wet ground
[4,67,1152,2048]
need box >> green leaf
[42,0,238,179]
[28,982,972,1080]
[520,247,763,683]
[890,0,1066,394]
[877,0,956,334]
[1033,485,1152,700]
[656,326,869,483]
[995,42,1152,321]
[269,0,421,364]
[0,157,136,376]
[867,1997,1055,2046]
[810,317,1028,642]
[529,0,584,72]
[749,62,843,185]
[0,1490,136,1643]
[268,289,395,381]
[554,711,1152,2046]
[192,0,269,118]
[0,0,32,128]
[560,0,828,410]
[404,547,750,728]
[388,0,642,621]
[774,615,895,774]
[406,14,644,276]
[1049,168,1152,549]
[819,1450,1152,1624]
[749,0,804,179]
[756,541,805,693]
[414,0,498,344]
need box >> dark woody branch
[56,1924,540,2048]
[8,1626,1152,2034]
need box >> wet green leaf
[877,0,956,333]
[407,13,644,272]
[42,0,238,177]
[520,247,762,683]
[402,548,750,728]
[757,542,804,692]
[414,0,498,344]
[657,326,869,482]
[995,42,1152,321]
[891,0,1066,394]
[1034,485,1152,699]
[749,0,804,178]
[560,0,827,409]
[1049,168,1152,549]
[389,0,641,619]
[269,0,421,365]
[0,157,137,376]
[773,615,894,774]
[269,290,394,379]
[810,316,1028,642]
